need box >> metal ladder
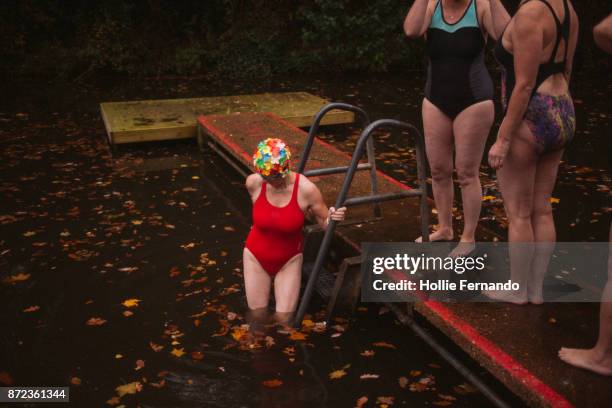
[294,105,430,328]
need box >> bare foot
[449,241,476,258]
[528,290,544,305]
[558,347,612,376]
[415,227,453,243]
[481,289,528,305]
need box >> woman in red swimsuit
[244,138,346,323]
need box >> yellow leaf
[329,369,347,379]
[131,220,143,225]
[122,298,141,308]
[482,195,496,202]
[550,197,560,204]
[262,379,283,387]
[115,381,142,397]
[70,377,81,386]
[171,348,185,358]
[23,231,36,237]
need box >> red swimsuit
[245,173,305,276]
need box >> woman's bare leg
[417,98,455,242]
[272,254,303,324]
[559,223,612,376]
[450,100,494,256]
[243,247,272,309]
[528,149,564,304]
[483,122,537,304]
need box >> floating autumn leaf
[70,377,81,386]
[550,197,560,204]
[289,331,307,341]
[150,379,166,389]
[432,401,452,407]
[360,350,375,357]
[86,317,107,326]
[328,369,347,380]
[115,381,142,397]
[123,310,133,317]
[191,351,204,360]
[131,219,143,225]
[224,226,235,232]
[181,242,195,250]
[398,376,409,388]
[171,348,186,358]
[22,231,36,237]
[481,196,496,202]
[372,341,396,349]
[149,342,164,352]
[360,373,380,380]
[165,224,176,229]
[122,298,141,308]
[23,305,40,313]
[355,396,368,408]
[409,370,422,377]
[2,273,31,284]
[135,359,145,371]
[377,396,395,407]
[262,379,282,388]
[118,266,138,273]
[106,396,120,406]
[115,354,123,359]
[0,371,14,386]
[231,326,247,341]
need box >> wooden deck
[197,111,610,408]
[100,92,354,145]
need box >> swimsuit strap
[531,0,567,65]
[290,173,300,205]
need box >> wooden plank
[100,92,354,145]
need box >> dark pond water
[0,70,609,407]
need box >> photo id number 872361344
[0,387,69,402]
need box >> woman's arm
[404,0,434,38]
[594,14,612,54]
[301,178,346,229]
[245,173,263,202]
[489,6,541,169]
[481,0,511,41]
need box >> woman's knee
[455,167,479,188]
[430,164,453,182]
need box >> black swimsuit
[425,0,494,119]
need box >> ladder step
[303,163,371,177]
[343,190,422,206]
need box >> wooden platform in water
[198,111,609,408]
[100,92,354,145]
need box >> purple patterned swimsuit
[501,74,576,154]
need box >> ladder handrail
[293,119,430,328]
[297,103,371,173]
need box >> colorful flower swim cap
[252,138,291,177]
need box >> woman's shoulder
[246,173,264,193]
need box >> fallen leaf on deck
[360,350,375,357]
[360,373,380,380]
[398,376,409,388]
[372,341,396,349]
[23,305,40,313]
[135,359,145,370]
[171,348,185,357]
[71,377,81,386]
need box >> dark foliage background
[1,0,610,80]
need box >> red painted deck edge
[197,112,572,408]
[424,301,573,408]
[197,116,253,163]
